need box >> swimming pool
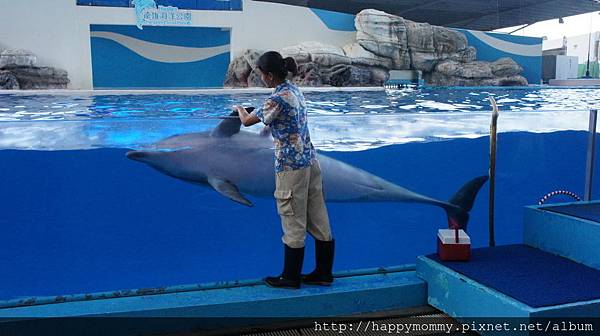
[0,87,598,304]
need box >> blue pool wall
[0,130,596,301]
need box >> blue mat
[427,244,600,308]
[543,203,600,223]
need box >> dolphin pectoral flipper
[207,176,253,207]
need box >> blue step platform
[417,201,600,335]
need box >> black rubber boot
[263,244,304,289]
[302,239,335,286]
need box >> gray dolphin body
[127,111,488,229]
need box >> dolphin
[126,108,488,230]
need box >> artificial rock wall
[224,9,528,87]
[0,50,69,90]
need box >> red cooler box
[437,229,471,261]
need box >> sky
[494,10,600,42]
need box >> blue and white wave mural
[90,25,230,88]
[310,8,356,32]
[458,29,542,84]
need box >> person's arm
[236,98,282,127]
[235,105,261,127]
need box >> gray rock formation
[0,70,20,90]
[491,57,524,77]
[0,49,37,68]
[223,49,263,88]
[247,67,266,87]
[355,10,476,72]
[294,62,323,86]
[224,42,388,87]
[320,64,388,87]
[223,54,252,87]
[2,66,69,89]
[0,49,69,90]
[425,59,528,86]
[355,9,410,69]
[282,42,351,68]
[223,9,528,87]
[343,43,393,69]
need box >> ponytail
[284,57,298,76]
[257,51,297,79]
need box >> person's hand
[232,105,260,127]
[233,105,246,115]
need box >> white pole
[585,109,598,201]
[488,97,499,247]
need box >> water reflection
[0,109,591,151]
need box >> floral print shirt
[253,80,316,172]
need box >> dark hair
[257,51,298,79]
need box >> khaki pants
[274,159,332,248]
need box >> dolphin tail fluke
[444,175,489,231]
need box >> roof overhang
[254,0,600,31]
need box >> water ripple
[0,87,598,122]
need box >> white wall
[544,32,600,64]
[0,0,355,89]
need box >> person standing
[235,51,335,289]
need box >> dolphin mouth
[126,150,147,162]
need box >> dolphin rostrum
[126,108,488,230]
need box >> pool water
[1,87,599,122]
[0,87,598,302]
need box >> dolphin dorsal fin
[211,107,255,138]
[207,176,253,207]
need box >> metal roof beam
[252,0,600,31]
[447,0,600,30]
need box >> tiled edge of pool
[0,265,426,318]
[0,86,386,96]
[1,85,600,96]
